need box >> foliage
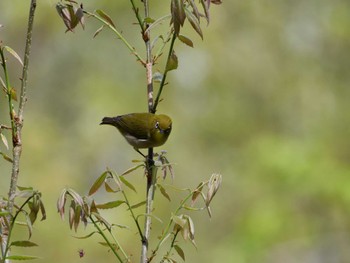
[54,1,222,262]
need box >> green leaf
[1,133,9,150]
[130,200,146,210]
[178,35,194,47]
[166,50,178,72]
[93,25,104,38]
[158,184,171,201]
[174,245,185,261]
[119,176,137,193]
[0,211,10,216]
[88,171,108,196]
[96,9,116,29]
[121,164,144,176]
[95,200,125,209]
[11,241,38,248]
[145,14,172,34]
[5,255,40,260]
[4,46,23,66]
[144,17,155,23]
[72,231,98,239]
[184,7,203,39]
[0,151,13,163]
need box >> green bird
[100,113,172,155]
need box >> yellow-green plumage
[100,113,172,149]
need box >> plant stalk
[3,1,36,262]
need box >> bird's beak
[100,117,114,125]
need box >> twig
[152,32,176,113]
[85,10,146,65]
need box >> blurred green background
[1,0,350,262]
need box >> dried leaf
[191,182,204,205]
[172,214,186,228]
[186,216,195,240]
[185,7,203,39]
[3,46,23,66]
[188,0,201,20]
[200,0,210,24]
[1,133,9,150]
[178,35,194,47]
[96,9,116,28]
[206,173,222,206]
[174,245,185,261]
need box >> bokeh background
[1,0,350,262]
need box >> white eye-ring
[155,121,160,129]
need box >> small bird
[100,113,172,156]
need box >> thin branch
[85,10,146,65]
[90,216,124,263]
[152,32,176,113]
[7,0,36,217]
[129,0,145,33]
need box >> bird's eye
[155,121,160,129]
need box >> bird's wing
[116,115,151,139]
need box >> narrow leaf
[0,151,13,163]
[1,133,9,150]
[121,164,144,176]
[158,184,171,201]
[200,0,210,24]
[5,255,40,260]
[72,231,98,239]
[178,35,194,47]
[174,0,186,26]
[93,25,104,38]
[11,241,38,248]
[119,176,137,193]
[88,171,108,196]
[174,245,185,261]
[172,215,186,228]
[184,7,203,39]
[95,200,125,209]
[96,9,116,28]
[186,216,195,240]
[4,46,23,66]
[145,14,172,34]
[130,200,146,210]
[192,182,204,205]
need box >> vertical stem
[141,1,155,262]
[4,1,36,262]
